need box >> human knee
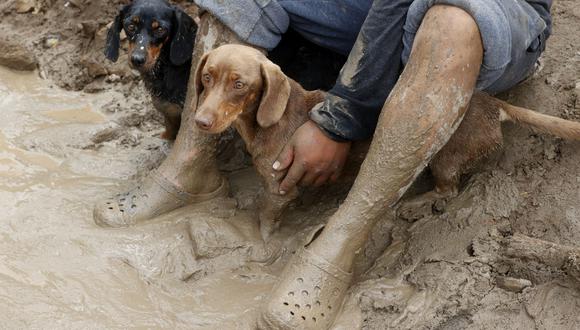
[425,5,480,38]
[414,5,482,58]
[407,4,483,83]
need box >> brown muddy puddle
[0,66,282,329]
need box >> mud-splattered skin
[105,0,197,139]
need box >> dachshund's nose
[195,116,214,130]
[131,53,146,67]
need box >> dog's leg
[397,92,504,221]
[258,180,298,241]
[152,98,182,140]
[161,112,181,140]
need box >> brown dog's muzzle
[194,87,246,133]
[194,91,218,131]
[194,110,215,131]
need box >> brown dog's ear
[193,52,210,110]
[257,61,291,128]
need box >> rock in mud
[80,56,108,78]
[0,36,37,71]
[80,21,99,38]
[496,276,532,293]
[90,126,124,144]
[15,0,36,13]
[83,78,107,93]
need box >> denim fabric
[277,0,373,56]
[195,0,290,49]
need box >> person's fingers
[273,144,294,171]
[313,173,332,187]
[298,170,320,187]
[329,163,344,183]
[279,161,305,194]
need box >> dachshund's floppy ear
[105,5,129,62]
[170,8,197,66]
[256,61,291,128]
[193,52,210,109]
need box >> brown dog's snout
[194,113,215,130]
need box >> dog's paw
[259,214,281,243]
[397,192,447,222]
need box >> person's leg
[258,5,483,329]
[93,13,250,227]
[397,0,550,219]
[305,2,483,271]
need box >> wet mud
[0,65,291,328]
[0,0,579,329]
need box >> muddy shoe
[257,247,353,330]
[94,170,228,227]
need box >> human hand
[273,120,351,194]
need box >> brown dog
[193,45,326,240]
[193,44,580,237]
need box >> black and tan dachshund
[105,0,197,140]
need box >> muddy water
[0,67,277,329]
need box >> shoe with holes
[93,169,228,227]
[257,247,353,330]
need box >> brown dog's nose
[195,116,214,130]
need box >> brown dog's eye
[202,74,211,83]
[234,81,245,89]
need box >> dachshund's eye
[234,81,245,89]
[202,74,211,83]
[126,24,136,33]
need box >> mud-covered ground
[0,0,579,329]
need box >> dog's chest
[248,115,307,182]
[249,128,289,170]
[143,62,190,107]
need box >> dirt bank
[0,0,579,329]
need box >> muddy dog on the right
[398,92,580,219]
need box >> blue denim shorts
[195,0,550,93]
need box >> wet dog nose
[195,116,214,130]
[131,53,146,67]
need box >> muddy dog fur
[192,45,328,240]
[105,0,197,140]
[399,92,580,220]
[191,44,580,238]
